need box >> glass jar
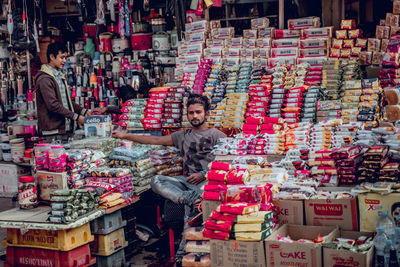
[34,143,50,170]
[48,145,67,173]
[18,176,38,209]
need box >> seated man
[112,94,226,210]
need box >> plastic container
[48,145,67,173]
[374,227,388,267]
[91,210,127,235]
[96,249,126,267]
[34,143,50,170]
[5,243,96,267]
[5,222,94,251]
[91,228,127,256]
[377,210,396,239]
[18,176,38,209]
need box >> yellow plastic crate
[91,228,127,256]
[4,222,94,251]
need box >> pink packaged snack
[337,167,357,176]
[335,153,363,167]
[330,146,362,160]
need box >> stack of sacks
[357,78,383,128]
[269,64,288,117]
[380,36,400,88]
[270,37,299,68]
[48,189,100,223]
[341,58,361,81]
[317,100,341,122]
[259,116,285,135]
[331,146,363,185]
[150,148,183,177]
[119,99,147,129]
[181,72,196,89]
[206,162,249,185]
[208,100,226,129]
[283,86,308,124]
[205,64,228,112]
[212,135,250,156]
[274,178,319,200]
[143,87,169,131]
[301,86,324,123]
[293,63,309,87]
[246,85,271,119]
[181,97,191,128]
[162,86,189,129]
[341,80,362,124]
[182,227,210,267]
[379,161,400,183]
[284,122,312,152]
[203,202,274,241]
[108,157,154,187]
[336,122,363,145]
[384,87,400,123]
[280,149,307,176]
[303,59,324,86]
[223,93,248,129]
[87,167,134,201]
[247,167,288,191]
[235,62,252,93]
[308,149,338,186]
[308,120,342,152]
[262,125,286,155]
[330,19,364,60]
[193,59,213,95]
[321,59,342,100]
[69,138,120,157]
[247,134,267,156]
[358,145,390,183]
[226,65,239,94]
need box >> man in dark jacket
[35,42,89,141]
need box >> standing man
[112,94,226,209]
[35,42,92,142]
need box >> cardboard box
[202,200,221,223]
[46,0,78,14]
[273,199,304,225]
[304,197,358,230]
[0,163,30,197]
[265,224,338,267]
[358,193,400,232]
[323,230,374,267]
[210,239,266,267]
[36,171,68,201]
[84,115,112,138]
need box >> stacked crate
[5,222,96,267]
[91,210,128,266]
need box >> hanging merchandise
[95,0,106,25]
[118,0,131,38]
[152,32,171,51]
[107,0,117,22]
[131,33,152,51]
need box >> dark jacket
[35,65,87,136]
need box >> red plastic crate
[5,243,96,267]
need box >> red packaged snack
[341,19,356,30]
[203,191,222,201]
[202,229,230,240]
[246,116,265,125]
[210,211,238,222]
[337,167,357,175]
[226,169,249,185]
[210,162,232,171]
[330,146,362,160]
[336,153,363,167]
[207,169,229,183]
[204,219,234,232]
[243,124,259,132]
[217,202,260,215]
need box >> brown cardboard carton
[265,224,338,267]
[36,171,68,201]
[304,197,358,230]
[273,199,304,225]
[210,239,266,267]
[202,200,221,223]
[358,192,400,232]
[323,230,374,267]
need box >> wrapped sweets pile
[341,58,361,81]
[235,62,252,93]
[341,80,362,124]
[357,78,383,128]
[250,67,268,86]
[67,150,106,188]
[193,59,213,95]
[282,86,308,124]
[302,58,324,87]
[212,135,249,156]
[68,138,120,156]
[142,87,169,131]
[301,86,325,123]
[119,99,147,129]
[203,202,274,241]
[87,168,134,202]
[308,148,339,185]
[150,148,183,177]
[161,86,188,129]
[109,158,155,188]
[206,162,249,185]
[321,59,342,100]
[379,37,400,89]
[377,126,400,161]
[335,122,363,145]
[225,65,239,94]
[182,227,210,266]
[293,63,308,87]
[358,145,391,184]
[330,146,363,185]
[308,120,343,152]
[223,93,248,129]
[317,100,341,122]
[284,122,312,152]
[48,189,100,223]
[269,65,294,118]
[245,84,271,119]
[330,19,364,59]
